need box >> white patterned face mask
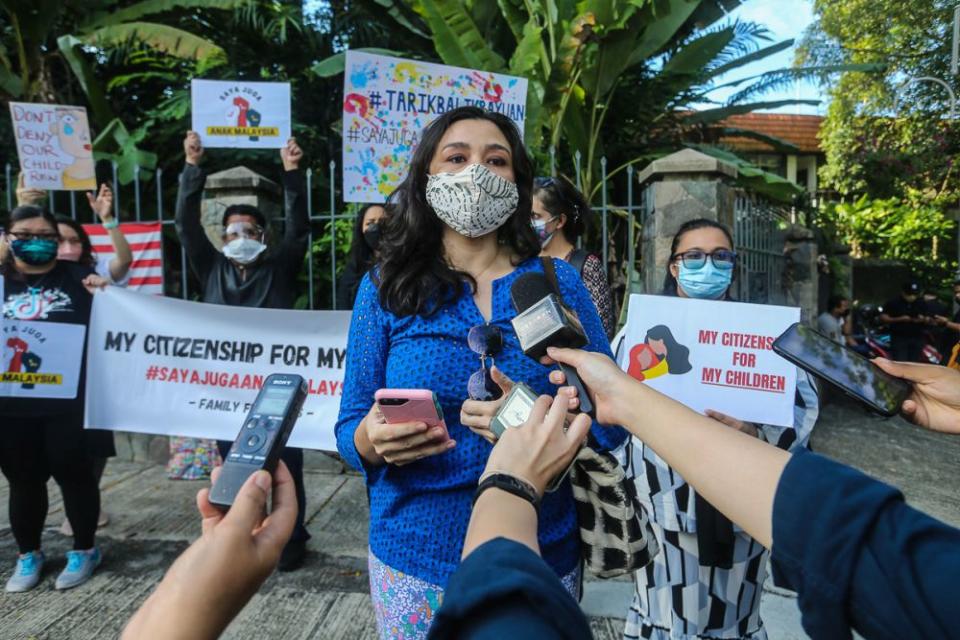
[425,163,520,238]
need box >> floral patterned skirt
[368,549,581,640]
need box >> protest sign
[85,288,350,450]
[9,102,96,190]
[191,79,291,149]
[619,294,800,426]
[342,51,529,202]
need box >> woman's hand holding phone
[356,403,455,466]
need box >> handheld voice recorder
[209,373,308,510]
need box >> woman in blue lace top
[334,106,628,639]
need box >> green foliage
[819,193,957,289]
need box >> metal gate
[733,191,788,305]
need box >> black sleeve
[174,163,218,279]
[336,263,361,310]
[770,451,960,640]
[430,538,592,640]
[276,169,310,277]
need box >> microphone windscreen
[511,273,556,312]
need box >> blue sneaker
[5,551,45,592]
[54,548,101,590]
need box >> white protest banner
[9,102,96,190]
[85,288,350,450]
[191,79,291,149]
[342,51,529,202]
[619,294,800,426]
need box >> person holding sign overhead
[0,206,109,592]
[621,218,820,640]
[175,130,311,572]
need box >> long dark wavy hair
[55,215,98,268]
[376,106,540,317]
[645,324,692,374]
[661,218,736,298]
[1,206,60,277]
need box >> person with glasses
[0,206,110,592]
[334,106,627,639]
[532,176,615,339]
[175,131,312,572]
[621,218,819,640]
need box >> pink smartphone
[374,389,448,436]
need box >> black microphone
[510,273,595,417]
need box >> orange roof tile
[718,113,824,153]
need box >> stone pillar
[783,225,819,323]
[637,149,738,293]
[200,166,282,248]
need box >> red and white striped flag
[84,222,164,295]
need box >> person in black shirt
[335,203,386,309]
[880,281,929,362]
[934,280,960,362]
[175,131,311,571]
[1,206,110,592]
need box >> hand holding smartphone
[363,389,453,466]
[773,323,912,416]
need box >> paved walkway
[1,398,957,639]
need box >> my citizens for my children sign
[619,295,800,427]
[9,102,96,190]
[191,79,291,149]
[342,51,529,202]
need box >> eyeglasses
[673,249,737,270]
[223,223,264,240]
[8,232,58,242]
[467,324,504,401]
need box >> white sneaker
[54,548,101,590]
[5,551,45,593]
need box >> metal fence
[732,191,790,304]
[3,154,790,309]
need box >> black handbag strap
[540,256,561,294]
[568,248,590,276]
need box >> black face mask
[363,224,382,251]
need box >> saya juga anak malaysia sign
[85,288,350,450]
[342,51,529,202]
[618,295,800,427]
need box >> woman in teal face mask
[1,206,109,593]
[622,218,820,640]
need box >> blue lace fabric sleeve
[335,272,389,481]
[551,259,629,453]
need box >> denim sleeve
[771,450,960,640]
[552,259,629,452]
[334,273,389,480]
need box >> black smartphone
[773,322,912,416]
[209,373,308,510]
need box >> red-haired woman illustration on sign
[627,324,692,381]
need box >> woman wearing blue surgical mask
[0,206,110,594]
[335,106,627,639]
[532,176,614,339]
[621,218,820,640]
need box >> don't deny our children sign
[619,294,800,427]
[85,287,350,450]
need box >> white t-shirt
[95,253,130,286]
